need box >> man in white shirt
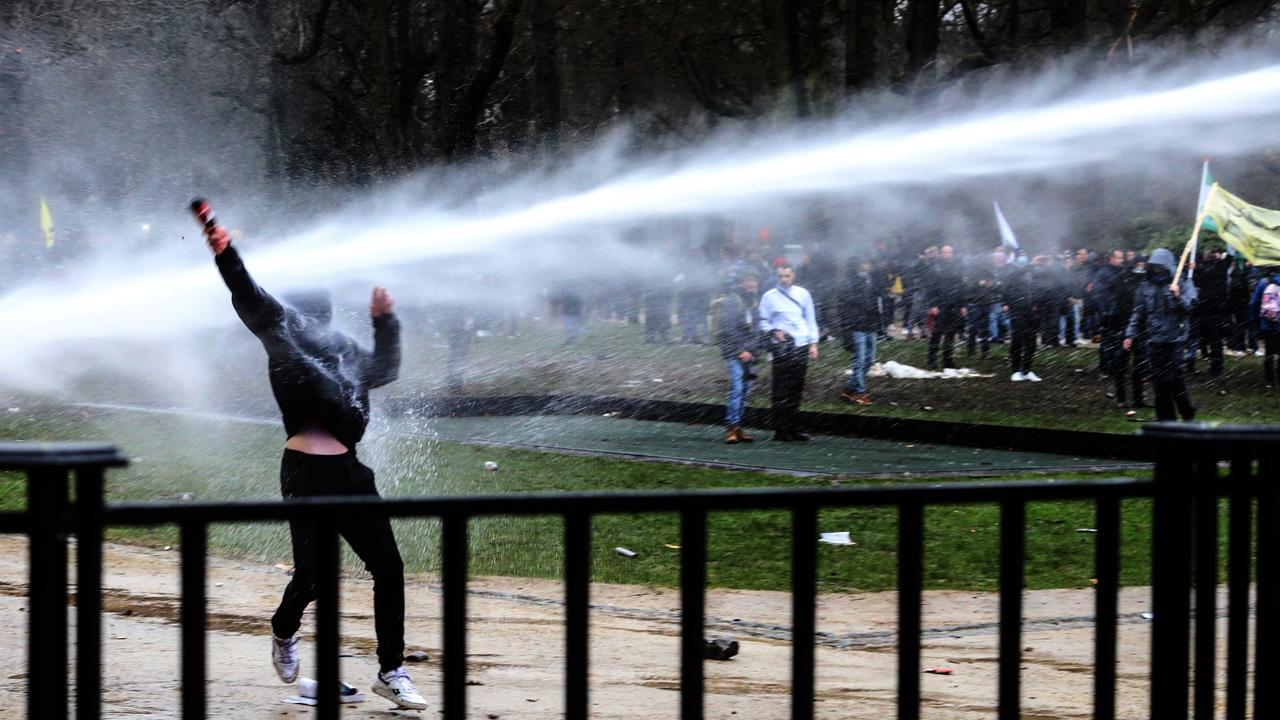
[758,263,820,441]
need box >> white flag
[993,202,1020,255]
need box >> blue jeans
[844,331,877,394]
[989,302,1009,340]
[724,358,754,426]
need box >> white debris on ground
[867,361,994,380]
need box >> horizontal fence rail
[0,422,1275,719]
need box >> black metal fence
[0,423,1274,719]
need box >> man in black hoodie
[203,225,427,710]
[1125,247,1198,422]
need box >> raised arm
[209,229,286,337]
[363,286,401,389]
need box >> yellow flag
[39,197,55,248]
[1201,183,1280,266]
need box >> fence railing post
[680,509,707,720]
[1139,423,1280,720]
[75,466,106,720]
[0,442,126,720]
[1147,425,1197,719]
[29,466,69,720]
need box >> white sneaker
[373,667,428,710]
[272,634,300,684]
[1256,350,1266,357]
[1024,372,1042,382]
[1011,372,1026,382]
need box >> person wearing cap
[715,265,762,443]
[758,262,820,441]
[1124,247,1198,421]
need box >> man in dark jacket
[1000,254,1042,382]
[1194,248,1232,377]
[1091,250,1141,406]
[716,267,762,443]
[838,256,883,404]
[925,244,968,370]
[965,254,999,359]
[202,222,426,710]
[1125,247,1198,422]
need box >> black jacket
[1126,248,1197,345]
[923,260,967,313]
[998,264,1040,318]
[715,291,761,360]
[1195,256,1232,315]
[1090,264,1131,318]
[838,272,884,332]
[215,246,401,449]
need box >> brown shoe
[855,393,875,405]
[725,427,740,444]
[735,427,755,443]
[838,390,859,404]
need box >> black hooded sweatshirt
[215,246,401,449]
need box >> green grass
[0,405,1168,592]
[380,320,1277,433]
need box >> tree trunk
[904,0,941,78]
[530,0,562,152]
[845,0,892,90]
[785,0,810,117]
[435,0,479,158]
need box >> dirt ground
[0,536,1244,719]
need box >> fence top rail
[98,477,1155,525]
[1140,422,1280,445]
[0,442,128,470]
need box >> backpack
[1262,282,1280,322]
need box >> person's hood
[284,289,333,326]
[1147,248,1177,273]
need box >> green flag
[1200,183,1280,267]
[39,196,55,248]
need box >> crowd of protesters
[555,235,1278,439]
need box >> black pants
[966,304,991,357]
[1099,315,1126,378]
[1196,312,1226,376]
[1148,342,1196,422]
[1009,313,1037,374]
[771,345,809,433]
[271,450,405,673]
[1262,332,1280,383]
[928,312,961,369]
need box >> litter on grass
[869,361,993,380]
[819,532,855,546]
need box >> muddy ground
[0,536,1244,719]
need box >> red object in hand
[190,197,229,255]
[191,198,216,231]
